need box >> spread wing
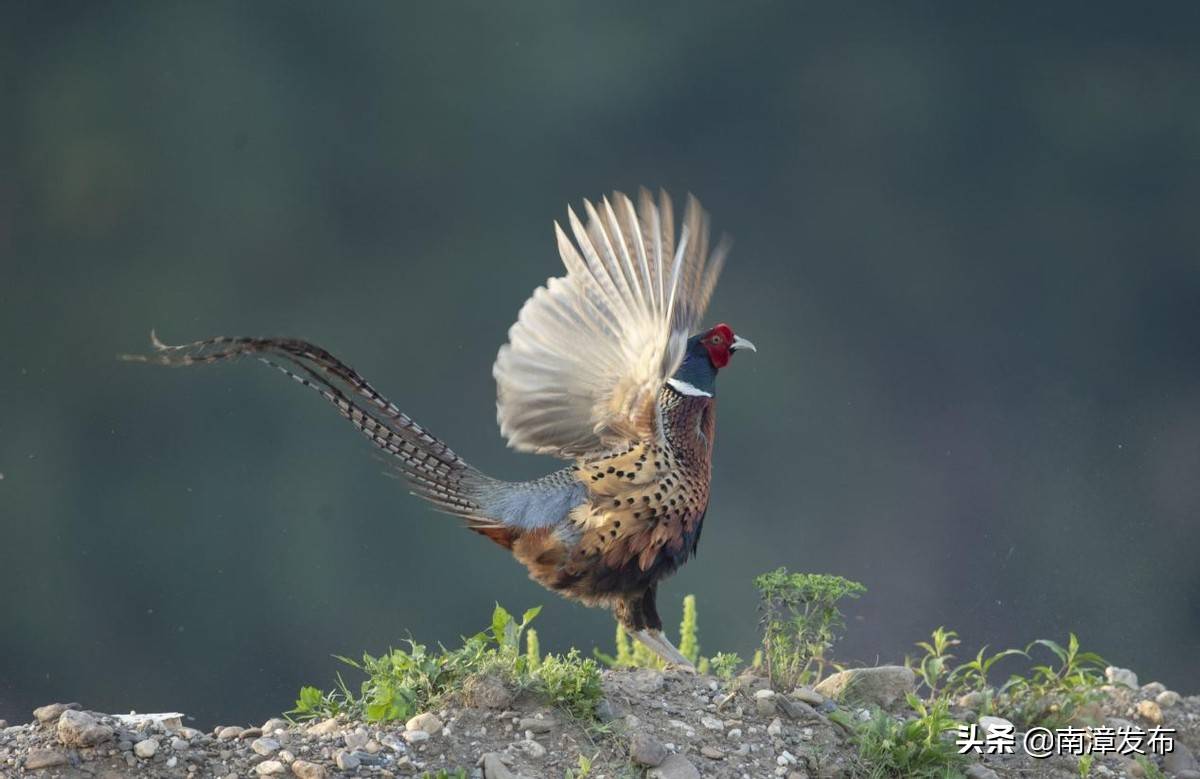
[493,189,728,458]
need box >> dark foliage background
[2,2,1198,726]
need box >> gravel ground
[1,667,1196,778]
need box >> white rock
[252,737,280,755]
[290,760,328,779]
[406,712,444,734]
[334,750,360,770]
[306,718,341,737]
[754,689,776,700]
[256,760,285,775]
[216,725,243,740]
[777,749,797,766]
[1157,690,1182,707]
[166,756,178,768]
[513,738,546,759]
[261,718,288,734]
[343,727,369,751]
[727,728,743,739]
[1105,666,1139,689]
[402,729,429,744]
[701,715,724,731]
[814,666,915,709]
[171,737,189,751]
[134,738,159,759]
[767,718,783,737]
[978,715,1015,736]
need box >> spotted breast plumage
[123,189,755,667]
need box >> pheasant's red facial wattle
[701,323,737,369]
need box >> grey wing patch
[472,469,587,530]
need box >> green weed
[852,693,969,779]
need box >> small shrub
[678,594,700,665]
[531,649,603,718]
[852,693,969,779]
[709,652,743,681]
[998,634,1106,729]
[754,568,866,688]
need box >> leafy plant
[565,751,598,779]
[678,594,699,665]
[1077,754,1094,778]
[1134,756,1166,779]
[852,693,969,779]
[754,568,866,688]
[709,652,743,681]
[997,634,1106,729]
[530,649,603,718]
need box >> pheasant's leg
[616,585,696,672]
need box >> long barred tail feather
[120,333,489,519]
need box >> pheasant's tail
[120,332,486,518]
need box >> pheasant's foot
[633,628,696,672]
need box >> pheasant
[124,189,755,668]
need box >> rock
[629,668,667,693]
[957,691,987,709]
[252,737,281,755]
[791,686,825,705]
[463,674,514,709]
[648,753,701,779]
[1105,666,1139,689]
[594,697,617,722]
[814,665,915,709]
[755,689,777,716]
[1164,742,1200,775]
[25,748,69,769]
[700,715,724,730]
[261,717,289,734]
[278,750,295,763]
[57,709,114,747]
[629,731,668,766]
[480,752,513,779]
[171,736,190,750]
[335,750,360,770]
[767,717,783,737]
[405,712,444,735]
[33,702,79,724]
[1135,699,1164,725]
[256,760,286,775]
[239,727,264,739]
[965,766,1000,779]
[0,719,6,728]
[134,737,159,758]
[1156,689,1182,707]
[978,715,1014,736]
[216,725,244,740]
[1141,681,1167,697]
[513,738,547,759]
[518,716,555,733]
[727,727,743,739]
[306,718,341,736]
[290,759,328,779]
[343,727,370,751]
[701,745,724,759]
[402,729,429,744]
[777,696,820,720]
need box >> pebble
[701,745,724,759]
[814,665,915,708]
[767,717,783,737]
[965,766,1000,779]
[343,727,370,751]
[134,737,159,758]
[512,738,546,759]
[701,715,724,730]
[256,759,285,775]
[252,736,280,755]
[335,749,360,770]
[25,748,69,769]
[727,727,743,739]
[406,712,444,734]
[518,715,555,733]
[306,718,341,736]
[261,717,289,734]
[629,731,667,767]
[239,727,263,739]
[402,729,430,744]
[790,687,825,705]
[171,737,190,751]
[1106,666,1139,689]
[57,709,114,747]
[290,759,328,779]
[166,755,177,768]
[978,715,1014,735]
[1135,699,1164,725]
[216,725,244,740]
[479,752,516,779]
[33,702,79,724]
[278,749,295,763]
[1157,689,1182,707]
[755,689,777,716]
[1141,681,1167,697]
[648,753,701,779]
[1164,741,1200,775]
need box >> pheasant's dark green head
[668,323,756,397]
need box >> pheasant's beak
[730,335,757,353]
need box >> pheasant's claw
[633,628,695,670]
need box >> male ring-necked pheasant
[125,189,755,668]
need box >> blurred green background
[2,2,1198,726]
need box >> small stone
[134,737,160,758]
[755,690,778,717]
[790,687,824,705]
[252,737,281,755]
[480,752,516,779]
[701,715,724,730]
[814,665,916,709]
[403,729,430,743]
[727,727,743,739]
[1135,699,1164,725]
[1164,741,1200,774]
[261,717,289,734]
[343,727,370,751]
[278,750,295,763]
[965,766,1000,779]
[290,759,328,779]
[239,727,263,739]
[595,697,617,722]
[256,760,286,775]
[166,756,178,768]
[25,748,69,769]
[335,750,360,770]
[518,716,555,733]
[648,753,702,779]
[767,717,783,737]
[171,737,190,751]
[1141,681,1167,697]
[957,691,986,709]
[0,718,7,728]
[1156,690,1181,707]
[978,715,1014,736]
[701,745,724,759]
[306,718,341,736]
[463,673,514,709]
[513,738,547,759]
[405,712,444,734]
[1105,666,1139,689]
[57,709,114,747]
[629,668,667,694]
[754,688,777,700]
[629,732,667,767]
[33,702,79,724]
[776,697,819,720]
[118,739,133,751]
[777,749,797,766]
[364,739,382,754]
[381,734,406,752]
[216,725,244,740]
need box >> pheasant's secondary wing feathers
[493,189,729,458]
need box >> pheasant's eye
[710,335,723,345]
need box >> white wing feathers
[493,189,728,458]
